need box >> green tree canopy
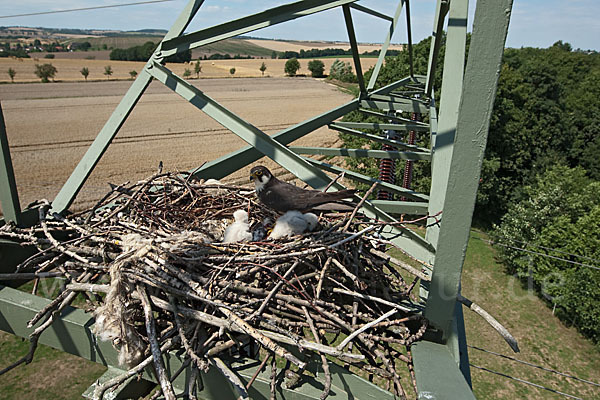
[194,60,202,78]
[80,67,89,81]
[307,59,325,77]
[109,41,191,63]
[284,58,300,76]
[34,63,57,83]
[341,36,600,223]
[493,165,600,342]
[329,59,356,83]
[7,67,16,82]
[103,65,113,80]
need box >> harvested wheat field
[0,77,353,215]
[0,57,381,83]
[246,38,405,54]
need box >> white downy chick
[222,209,252,243]
[269,210,309,239]
[304,212,319,231]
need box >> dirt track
[0,77,353,214]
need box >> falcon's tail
[322,189,356,201]
[311,201,356,212]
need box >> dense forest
[341,37,600,343]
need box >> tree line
[340,36,600,343]
[274,47,401,59]
[109,41,191,63]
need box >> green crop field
[194,39,275,58]
[66,35,164,49]
[66,36,274,58]
[1,230,598,399]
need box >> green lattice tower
[0,1,513,398]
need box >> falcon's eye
[256,171,262,176]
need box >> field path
[0,77,352,213]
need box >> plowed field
[0,77,353,214]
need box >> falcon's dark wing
[259,179,355,212]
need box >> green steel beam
[342,5,367,97]
[82,367,155,399]
[147,62,337,191]
[50,0,206,215]
[0,238,37,277]
[368,93,428,108]
[50,71,153,214]
[0,103,21,226]
[424,0,513,337]
[191,100,359,181]
[0,285,121,367]
[420,0,468,330]
[360,99,429,114]
[299,157,435,261]
[404,0,415,78]
[425,0,450,97]
[370,75,425,96]
[159,0,357,58]
[288,146,431,161]
[303,158,429,203]
[412,340,476,399]
[369,200,429,215]
[348,3,393,22]
[147,62,436,262]
[358,108,430,126]
[390,90,426,96]
[0,285,394,399]
[334,121,430,132]
[367,0,405,91]
[428,96,439,167]
[239,358,396,400]
[329,124,430,153]
[448,298,472,386]
[423,0,469,259]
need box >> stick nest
[1,171,428,399]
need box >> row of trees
[7,59,268,82]
[273,47,402,59]
[7,57,356,82]
[282,58,354,80]
[6,64,138,83]
[338,36,600,343]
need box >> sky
[1,0,599,51]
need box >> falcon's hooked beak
[250,169,270,192]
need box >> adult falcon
[249,166,356,213]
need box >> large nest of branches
[1,171,432,399]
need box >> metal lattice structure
[0,0,513,398]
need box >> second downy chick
[222,209,253,243]
[268,211,318,239]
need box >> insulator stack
[400,112,420,200]
[377,149,395,200]
[378,117,398,200]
